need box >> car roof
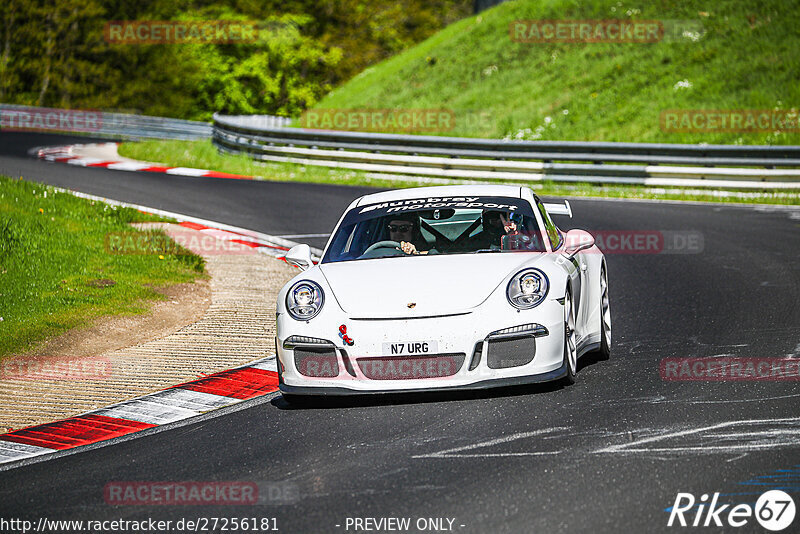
[355,185,525,206]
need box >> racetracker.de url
[0,517,278,533]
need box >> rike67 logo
[668,490,796,531]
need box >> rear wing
[543,200,572,218]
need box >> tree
[0,0,470,118]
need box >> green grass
[119,138,419,188]
[314,0,800,145]
[0,176,206,357]
[119,139,800,205]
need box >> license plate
[382,340,439,356]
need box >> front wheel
[562,289,577,385]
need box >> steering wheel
[360,240,405,258]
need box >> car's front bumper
[278,360,568,396]
[276,295,567,395]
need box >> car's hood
[319,254,543,318]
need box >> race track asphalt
[1,132,799,533]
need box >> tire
[598,265,611,360]
[562,288,577,385]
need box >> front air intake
[485,337,536,369]
[356,354,465,380]
[294,347,339,377]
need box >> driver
[386,214,430,255]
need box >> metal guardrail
[0,104,216,140]
[214,114,293,130]
[213,113,800,189]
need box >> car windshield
[322,195,547,263]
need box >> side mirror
[562,229,595,259]
[285,244,314,271]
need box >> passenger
[466,210,518,250]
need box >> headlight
[286,280,324,320]
[506,269,549,309]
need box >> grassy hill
[312,0,800,145]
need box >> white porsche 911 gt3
[276,185,610,399]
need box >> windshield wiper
[475,249,502,253]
